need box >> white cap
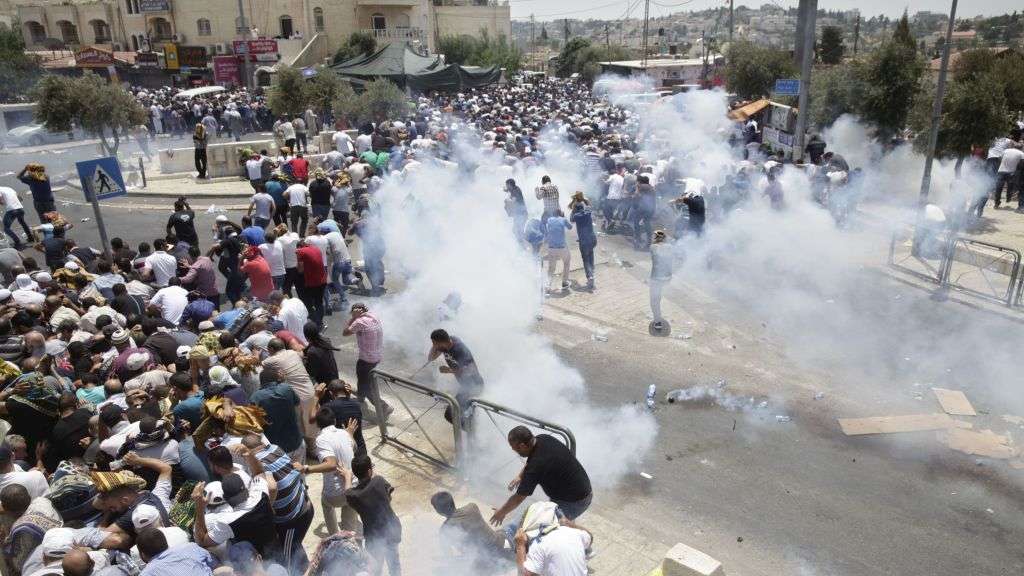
[125,351,149,371]
[132,504,162,530]
[216,215,228,222]
[175,345,192,359]
[64,261,80,271]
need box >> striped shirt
[255,444,308,524]
[350,313,383,363]
[535,184,560,214]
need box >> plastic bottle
[646,384,657,410]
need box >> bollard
[138,156,147,188]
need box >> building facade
[6,0,510,66]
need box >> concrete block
[661,542,724,576]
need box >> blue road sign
[774,78,801,96]
[76,157,126,201]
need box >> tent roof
[331,42,441,78]
[728,98,770,121]
[406,63,502,93]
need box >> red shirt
[296,245,327,287]
[240,256,274,300]
[290,157,309,182]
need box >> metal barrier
[371,369,462,470]
[887,225,946,284]
[466,399,577,455]
[940,237,1021,307]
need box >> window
[313,8,324,32]
[91,20,111,43]
[371,13,386,31]
[197,18,212,36]
[151,17,172,41]
[131,35,139,50]
[279,15,293,38]
[24,21,46,44]
[57,20,79,45]
[125,0,134,14]
[125,0,140,14]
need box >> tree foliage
[856,39,925,139]
[332,78,410,126]
[555,37,632,84]
[439,31,523,73]
[32,72,146,155]
[302,69,346,120]
[0,23,43,103]
[723,40,796,100]
[267,65,309,118]
[809,62,865,127]
[893,11,917,52]
[818,25,845,64]
[332,31,377,65]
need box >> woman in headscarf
[193,124,209,179]
[302,321,338,385]
[0,371,61,455]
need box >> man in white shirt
[994,142,1024,211]
[319,222,351,310]
[259,232,287,290]
[148,278,189,325]
[517,522,593,576]
[268,290,309,344]
[279,119,297,151]
[285,183,309,237]
[333,130,354,156]
[355,132,372,155]
[0,186,33,249]
[603,167,625,229]
[144,239,178,287]
[274,226,301,296]
[296,409,358,534]
[0,445,48,498]
[247,189,276,230]
[245,154,265,191]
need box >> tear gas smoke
[368,126,657,489]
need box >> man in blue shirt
[543,210,572,293]
[137,531,215,576]
[249,367,304,460]
[240,216,266,247]
[570,198,597,290]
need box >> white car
[6,123,81,147]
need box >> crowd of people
[1,69,1020,576]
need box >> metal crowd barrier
[371,369,462,470]
[887,225,946,284]
[466,399,577,455]
[940,237,1021,307]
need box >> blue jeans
[552,492,592,520]
[255,216,271,229]
[579,242,596,281]
[311,204,331,220]
[3,209,32,247]
[364,252,385,293]
[328,260,352,308]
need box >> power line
[520,0,626,18]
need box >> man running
[428,329,483,428]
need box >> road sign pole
[85,182,112,259]
[792,0,817,163]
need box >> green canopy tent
[331,41,500,92]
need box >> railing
[371,369,462,470]
[467,399,576,455]
[361,27,425,43]
[887,224,947,284]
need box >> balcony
[362,27,425,43]
[357,0,419,6]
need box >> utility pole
[919,0,958,206]
[853,14,860,55]
[641,0,651,69]
[792,0,817,162]
[728,0,734,43]
[794,0,808,65]
[605,23,610,48]
[530,14,536,72]
[235,0,250,88]
[564,19,570,43]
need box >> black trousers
[194,148,208,178]
[299,283,326,327]
[272,502,314,575]
[356,359,391,413]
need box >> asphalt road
[26,191,1024,576]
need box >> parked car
[6,123,81,147]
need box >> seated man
[431,491,509,572]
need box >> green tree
[809,62,865,127]
[32,72,146,155]
[555,37,592,77]
[0,23,43,103]
[909,71,1009,172]
[267,65,309,118]
[540,25,548,41]
[724,40,797,99]
[327,80,358,126]
[302,70,345,124]
[333,31,377,64]
[818,25,845,64]
[893,11,916,52]
[332,78,410,126]
[438,31,523,73]
[857,39,925,139]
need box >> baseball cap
[221,473,248,508]
[131,504,161,530]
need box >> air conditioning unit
[215,43,227,53]
[173,33,185,42]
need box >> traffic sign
[774,78,801,96]
[76,157,126,201]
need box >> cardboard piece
[939,428,1017,460]
[661,542,725,576]
[839,414,958,436]
[931,388,977,416]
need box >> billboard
[163,42,179,70]
[213,55,241,85]
[75,47,115,68]
[139,0,170,12]
[232,39,279,62]
[178,45,208,68]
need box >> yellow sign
[164,42,179,70]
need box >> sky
[512,0,1020,22]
